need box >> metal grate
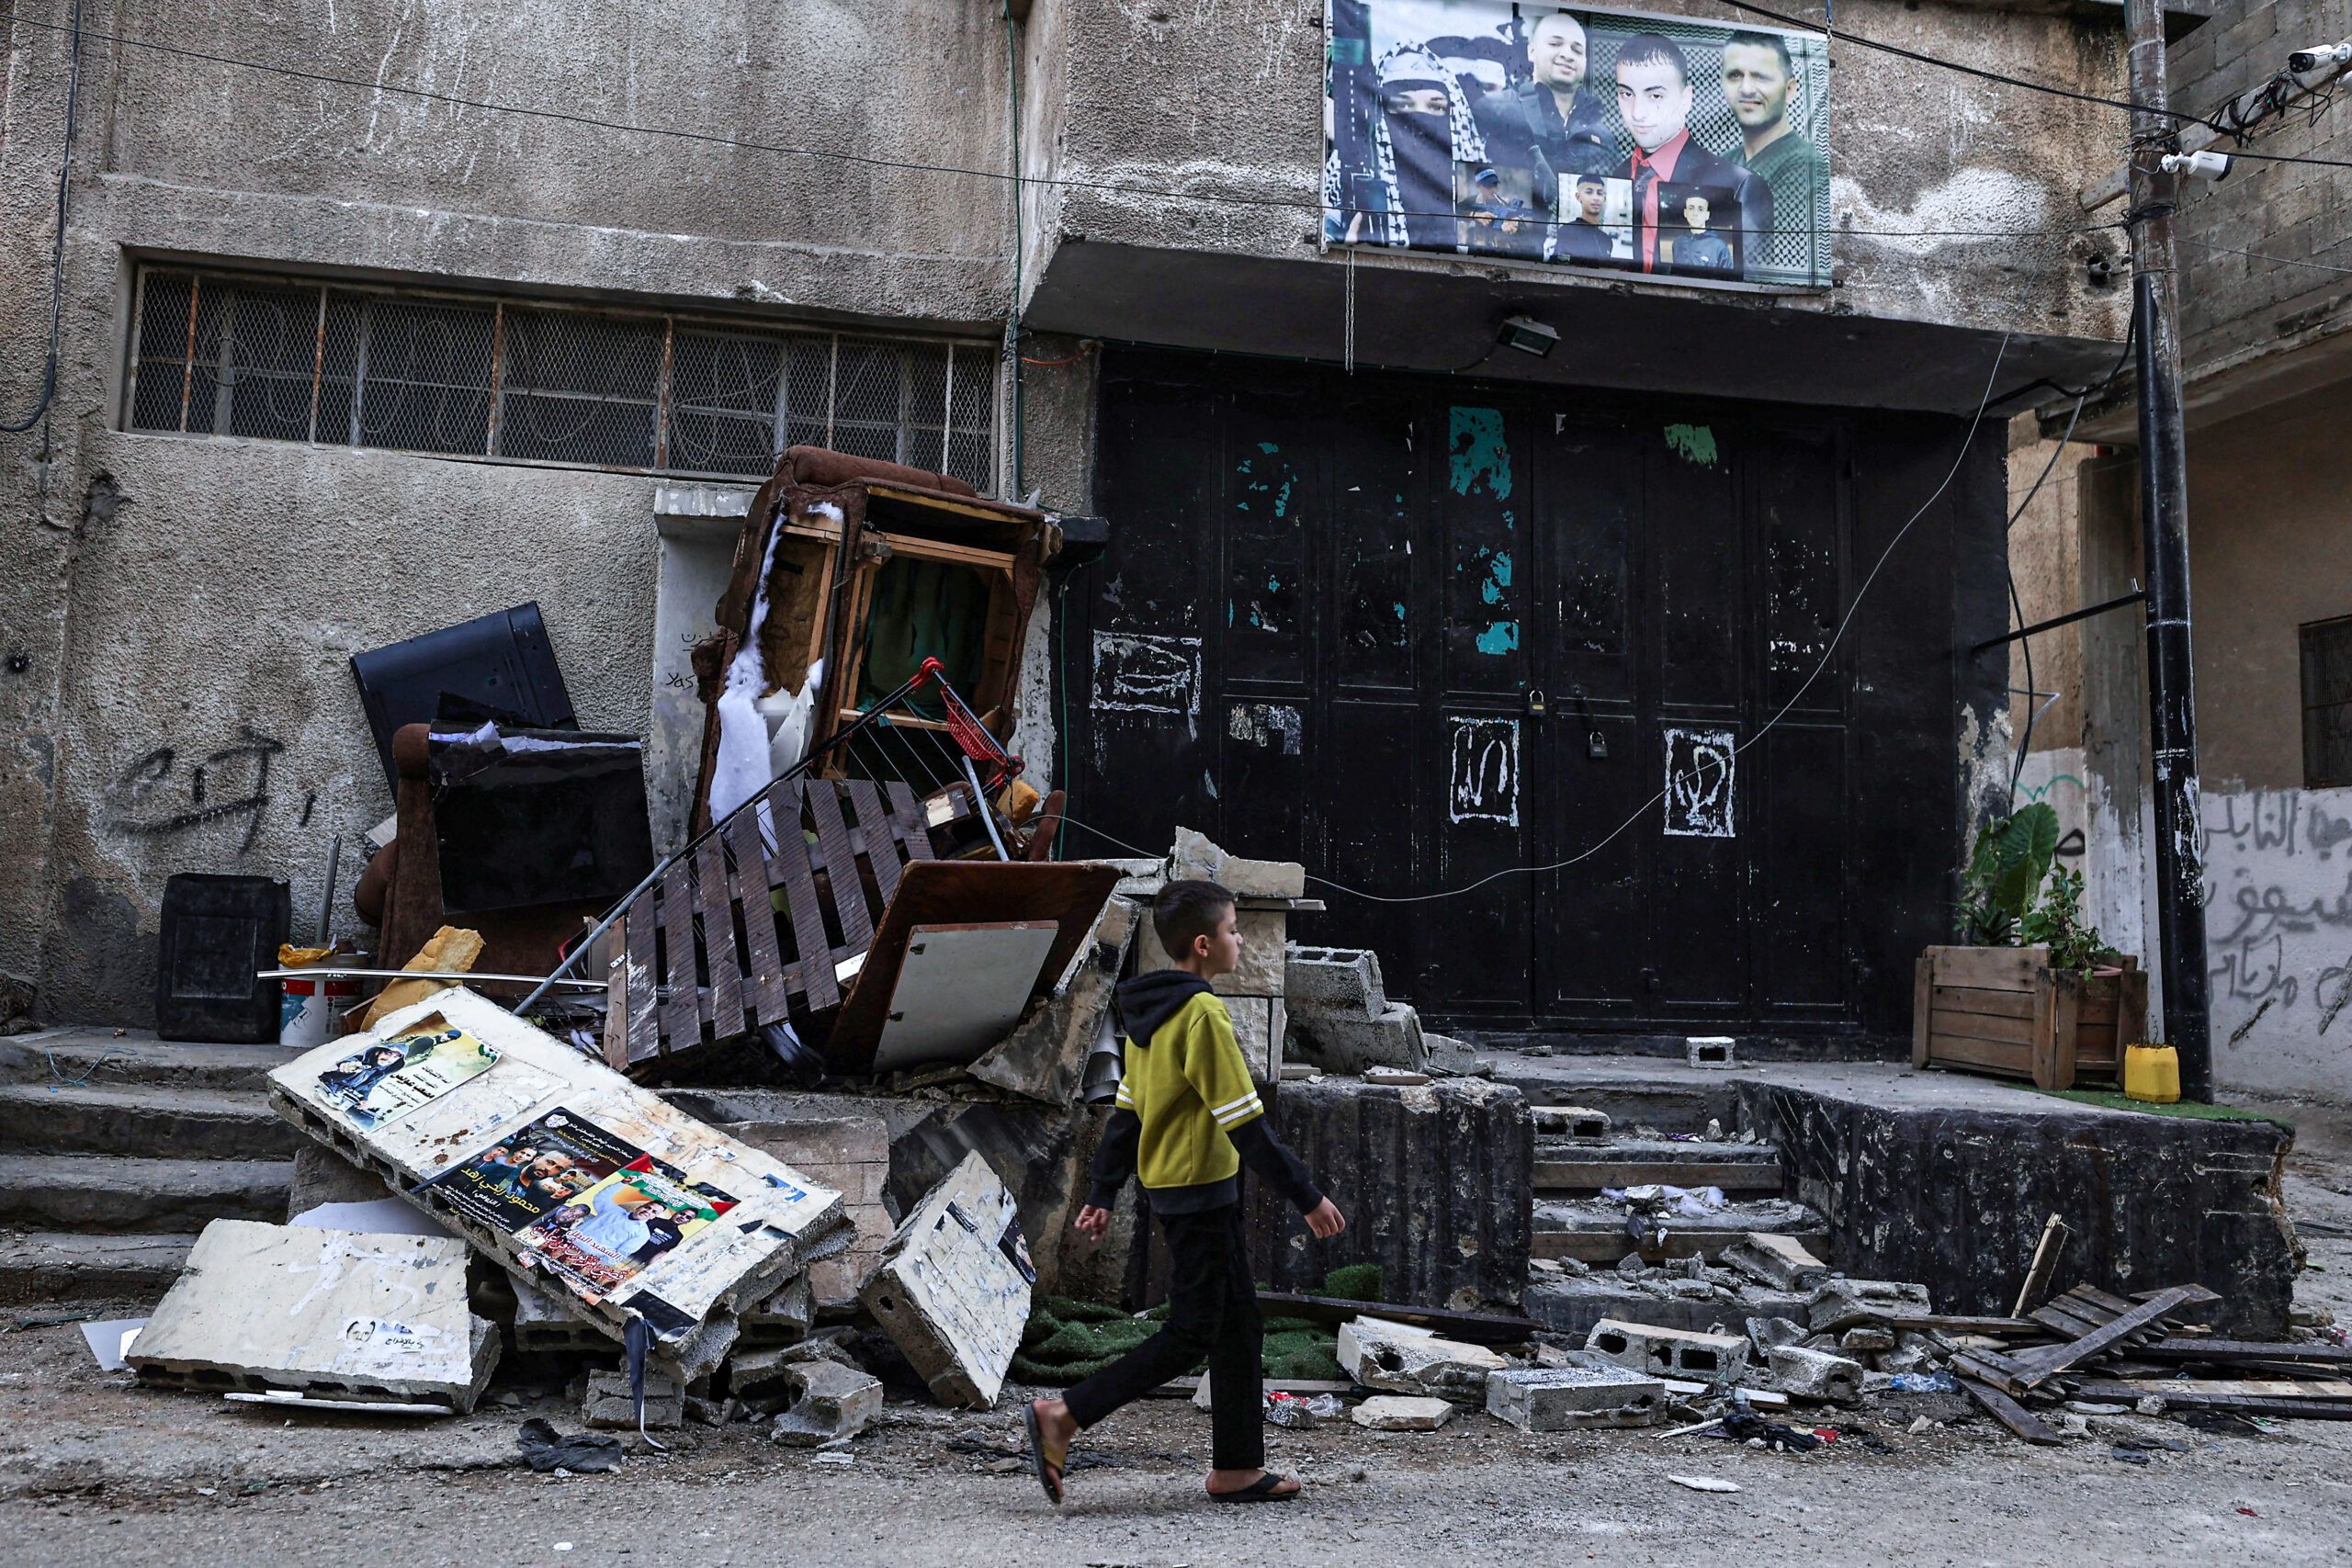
[125,267,1000,491]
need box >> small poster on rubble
[314,1013,500,1132]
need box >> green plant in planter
[2021,863,2118,975]
[1956,802,2059,945]
[1956,803,2119,972]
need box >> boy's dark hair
[1153,879,1235,959]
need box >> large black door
[1067,350,1959,1043]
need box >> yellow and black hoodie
[1084,970,1324,1216]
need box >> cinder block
[770,1359,883,1445]
[1763,1343,1864,1404]
[1532,1105,1612,1138]
[740,1271,815,1346]
[1583,1317,1749,1383]
[1722,1233,1830,1292]
[1284,946,1386,1019]
[1808,1277,1932,1333]
[583,1371,683,1429]
[1338,1315,1507,1398]
[1290,1001,1427,1074]
[511,1268,611,1353]
[1686,1036,1736,1069]
[1486,1365,1666,1431]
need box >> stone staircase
[0,1030,302,1304]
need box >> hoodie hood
[1114,969,1213,1050]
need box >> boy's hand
[1305,1198,1346,1239]
[1074,1204,1113,1241]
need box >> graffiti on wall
[1663,727,1736,837]
[104,726,294,855]
[1449,716,1520,826]
[2203,785,2352,1055]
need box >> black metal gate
[1063,349,1996,1043]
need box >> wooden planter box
[1912,946,2149,1090]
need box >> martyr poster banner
[1324,1,1830,288]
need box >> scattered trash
[1714,1407,1822,1451]
[1668,1475,1741,1493]
[1888,1371,1958,1393]
[517,1417,624,1474]
[76,1318,147,1371]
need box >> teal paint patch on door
[1476,621,1520,655]
[1449,407,1513,499]
[1664,423,1718,467]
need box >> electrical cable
[2176,236,2352,277]
[1,0,85,435]
[1059,333,2017,906]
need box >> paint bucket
[279,969,358,1049]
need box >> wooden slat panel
[659,862,703,1053]
[1931,1008,2033,1045]
[2078,998,2118,1027]
[694,840,740,1034]
[603,916,631,1071]
[888,780,935,862]
[1933,986,2038,1021]
[625,906,662,1064]
[724,812,788,1026]
[846,778,902,905]
[765,780,840,1010]
[808,784,875,949]
[1926,1032,2032,1074]
[1928,945,2049,990]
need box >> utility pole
[2122,0,2213,1100]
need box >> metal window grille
[2301,615,2352,789]
[124,267,999,491]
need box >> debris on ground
[861,1151,1033,1408]
[515,1417,626,1474]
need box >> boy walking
[1025,880,1346,1505]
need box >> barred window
[124,267,999,491]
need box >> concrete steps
[0,1155,295,1233]
[0,1030,302,1304]
[0,1082,301,1160]
[1532,1134,1782,1195]
[1530,1194,1828,1265]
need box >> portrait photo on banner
[1324,1,1831,288]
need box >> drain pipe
[1003,0,1025,500]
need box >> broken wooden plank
[2139,1338,2352,1366]
[764,782,840,1012]
[2071,1383,2352,1418]
[2009,1285,2206,1387]
[2011,1213,2072,1318]
[723,812,789,1027]
[846,779,902,905]
[693,836,745,1037]
[2075,1377,2352,1400]
[1956,1373,2063,1445]
[807,783,876,950]
[1879,1314,2048,1337]
[624,907,662,1066]
[658,860,702,1053]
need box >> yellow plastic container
[2124,1044,2181,1104]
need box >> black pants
[1063,1202,1263,1472]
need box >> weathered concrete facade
[2,0,2140,1027]
[2003,0,2352,1100]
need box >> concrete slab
[862,1151,1032,1409]
[1522,1273,1810,1339]
[1486,1365,1666,1431]
[127,1220,496,1413]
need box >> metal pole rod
[2124,0,2212,1100]
[962,752,1011,861]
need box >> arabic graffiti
[104,726,286,854]
[2202,785,2352,1052]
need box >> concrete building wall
[2,0,2148,1027]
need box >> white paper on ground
[79,1318,149,1371]
[288,1199,458,1240]
[1668,1475,1742,1493]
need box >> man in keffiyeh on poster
[1361,48,1486,250]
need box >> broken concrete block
[770,1359,883,1445]
[1532,1105,1613,1138]
[729,1335,863,1414]
[1170,826,1306,898]
[1582,1318,1748,1384]
[1284,946,1385,1020]
[128,1220,497,1414]
[1721,1233,1830,1292]
[511,1269,614,1354]
[266,987,848,1351]
[1744,1315,1808,1355]
[1763,1343,1865,1404]
[582,1371,683,1429]
[1351,1394,1455,1431]
[1808,1277,1933,1334]
[969,895,1141,1105]
[1839,1325,1896,1353]
[861,1151,1033,1408]
[1338,1316,1508,1399]
[649,1306,741,1388]
[1486,1366,1666,1431]
[1686,1037,1737,1069]
[718,1117,892,1308]
[1288,1000,1427,1075]
[740,1272,814,1346]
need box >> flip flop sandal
[1209,1472,1299,1503]
[1023,1400,1066,1506]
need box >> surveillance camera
[2288,42,2352,73]
[1498,315,1559,358]
[2159,149,2233,179]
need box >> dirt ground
[6,1092,2349,1568]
